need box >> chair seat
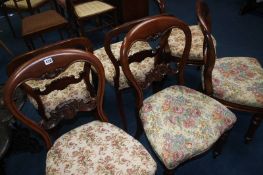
[94,41,154,90]
[22,10,67,37]
[46,121,157,175]
[74,0,115,18]
[4,0,48,10]
[140,85,236,169]
[168,25,216,61]
[210,57,263,108]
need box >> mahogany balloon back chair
[199,0,263,143]
[120,15,237,174]
[4,49,157,174]
[94,14,170,130]
[167,0,216,66]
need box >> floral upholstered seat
[26,62,93,118]
[46,121,157,175]
[209,57,263,108]
[94,41,154,89]
[168,25,216,61]
[140,85,236,169]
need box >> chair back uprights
[4,49,107,149]
[120,15,191,109]
[196,0,217,96]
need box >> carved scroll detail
[40,68,65,80]
[141,63,177,89]
[41,98,96,130]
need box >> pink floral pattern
[140,86,236,169]
[46,121,157,175]
[210,57,263,107]
[94,41,155,89]
[168,25,216,61]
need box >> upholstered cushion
[140,85,236,169]
[94,41,154,90]
[74,0,114,18]
[168,25,216,61]
[4,0,48,10]
[26,62,93,118]
[211,57,263,108]
[26,62,85,91]
[46,121,157,175]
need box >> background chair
[120,15,237,174]
[199,1,263,144]
[66,0,117,36]
[7,37,96,130]
[1,0,52,37]
[1,0,69,50]
[166,0,216,66]
[94,15,164,130]
[4,49,157,174]
[92,1,166,130]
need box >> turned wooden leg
[245,113,262,144]
[115,89,128,131]
[213,131,230,158]
[163,167,175,175]
[135,110,143,139]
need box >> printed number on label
[44,57,53,65]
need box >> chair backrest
[196,0,212,33]
[103,14,168,87]
[196,0,216,95]
[7,37,94,130]
[4,49,107,149]
[7,37,92,76]
[120,15,191,108]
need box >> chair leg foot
[163,167,175,175]
[245,114,262,144]
[213,131,229,158]
[115,90,128,131]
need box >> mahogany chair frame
[120,15,192,174]
[102,14,169,130]
[199,0,263,143]
[4,49,107,149]
[120,14,237,174]
[120,15,191,138]
[7,38,97,131]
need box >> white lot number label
[44,57,53,65]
